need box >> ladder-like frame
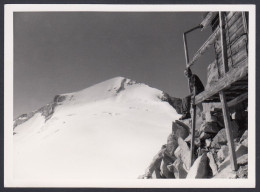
[183,11,248,171]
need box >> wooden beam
[227,92,248,107]
[219,12,229,73]
[187,27,220,68]
[200,12,218,30]
[189,103,196,169]
[183,33,189,67]
[219,91,238,171]
[195,59,248,105]
[242,12,248,33]
[183,25,202,67]
[203,92,248,109]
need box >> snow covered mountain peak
[14,77,164,128]
[13,76,180,181]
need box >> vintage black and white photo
[4,4,256,188]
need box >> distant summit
[13,77,180,180]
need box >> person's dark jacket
[188,74,204,96]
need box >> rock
[199,132,212,140]
[166,134,178,157]
[206,61,219,89]
[240,130,248,141]
[186,153,212,178]
[211,129,227,149]
[211,122,239,148]
[207,152,218,176]
[216,144,248,173]
[241,138,248,147]
[172,121,189,140]
[205,139,211,148]
[151,169,161,179]
[237,154,248,165]
[171,158,188,178]
[177,119,192,129]
[204,111,218,122]
[162,94,183,114]
[145,146,166,178]
[200,122,221,134]
[236,165,248,178]
[197,148,208,156]
[217,145,229,163]
[231,121,240,138]
[160,159,175,178]
[185,134,200,146]
[162,149,176,165]
[174,137,191,170]
[235,144,248,158]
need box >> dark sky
[14,12,215,118]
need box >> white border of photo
[4,4,256,188]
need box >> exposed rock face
[13,94,71,129]
[144,145,166,178]
[236,165,248,178]
[186,153,212,178]
[240,130,248,147]
[211,121,239,149]
[217,145,229,163]
[166,134,179,157]
[172,121,189,140]
[162,93,183,114]
[237,154,248,165]
[13,112,35,128]
[160,159,175,178]
[207,152,218,176]
[141,94,248,179]
[171,158,188,178]
[174,138,190,170]
[200,122,221,134]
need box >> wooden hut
[183,12,248,171]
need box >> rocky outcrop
[162,93,183,114]
[140,98,248,179]
[186,153,212,178]
[13,94,72,129]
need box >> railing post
[183,33,189,67]
[219,11,238,171]
[219,91,238,171]
[189,101,196,169]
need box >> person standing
[179,68,204,120]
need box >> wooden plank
[189,103,196,169]
[219,12,229,73]
[204,91,248,108]
[242,12,248,33]
[214,25,245,57]
[228,24,245,43]
[226,17,244,37]
[200,12,218,30]
[226,12,242,31]
[195,59,248,105]
[187,27,220,68]
[219,91,238,171]
[183,33,190,66]
[226,92,248,107]
[216,47,248,69]
[215,32,247,55]
[183,25,202,67]
[226,11,236,21]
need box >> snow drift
[13,77,180,181]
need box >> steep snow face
[13,77,180,181]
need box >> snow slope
[13,77,180,181]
